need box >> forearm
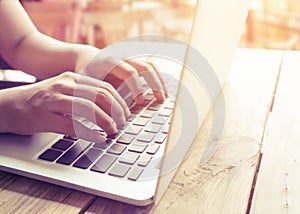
[9,32,78,79]
[6,30,101,80]
[0,0,99,79]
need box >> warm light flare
[241,0,300,50]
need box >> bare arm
[0,0,89,79]
[0,0,168,140]
[0,0,166,103]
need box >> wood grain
[85,49,283,214]
[0,171,95,214]
[250,51,300,214]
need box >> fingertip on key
[106,121,118,135]
[154,91,166,103]
[125,108,131,119]
[95,131,106,143]
[135,94,144,105]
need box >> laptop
[0,0,251,206]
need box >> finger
[50,95,118,135]
[75,75,131,118]
[126,60,166,102]
[65,119,107,143]
[53,77,127,127]
[72,84,127,127]
[145,60,168,96]
[46,113,106,143]
[109,62,145,105]
[97,82,131,118]
[53,72,130,119]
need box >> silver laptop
[0,0,251,206]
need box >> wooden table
[1,48,300,213]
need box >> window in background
[21,0,300,50]
[241,0,300,50]
[82,0,196,47]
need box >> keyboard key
[73,148,103,169]
[128,167,144,181]
[131,106,143,114]
[147,102,162,111]
[57,140,91,165]
[109,163,131,178]
[91,154,117,173]
[52,139,74,151]
[140,110,155,118]
[116,134,135,145]
[127,114,137,122]
[152,116,168,125]
[125,125,142,135]
[128,143,147,153]
[138,155,152,167]
[164,101,175,109]
[107,132,120,139]
[137,132,155,143]
[162,124,170,134]
[107,143,126,155]
[63,135,78,141]
[119,152,140,165]
[159,109,173,117]
[93,139,112,150]
[133,117,149,126]
[146,144,160,155]
[145,123,161,133]
[155,134,168,144]
[144,93,154,101]
[38,149,62,162]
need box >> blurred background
[19,0,300,50]
[20,0,196,48]
[242,0,300,50]
[2,0,300,83]
[0,0,300,81]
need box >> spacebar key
[57,140,91,165]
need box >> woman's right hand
[0,71,130,142]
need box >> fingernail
[109,121,118,133]
[95,132,106,143]
[135,94,144,105]
[161,91,166,100]
[154,91,165,103]
[125,108,131,118]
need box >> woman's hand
[74,45,168,105]
[0,72,130,142]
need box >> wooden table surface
[1,48,300,214]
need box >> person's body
[0,0,167,142]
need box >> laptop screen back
[155,0,251,203]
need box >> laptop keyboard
[37,72,179,181]
[37,93,175,181]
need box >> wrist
[72,44,101,74]
[0,89,13,133]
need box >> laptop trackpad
[0,133,58,161]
